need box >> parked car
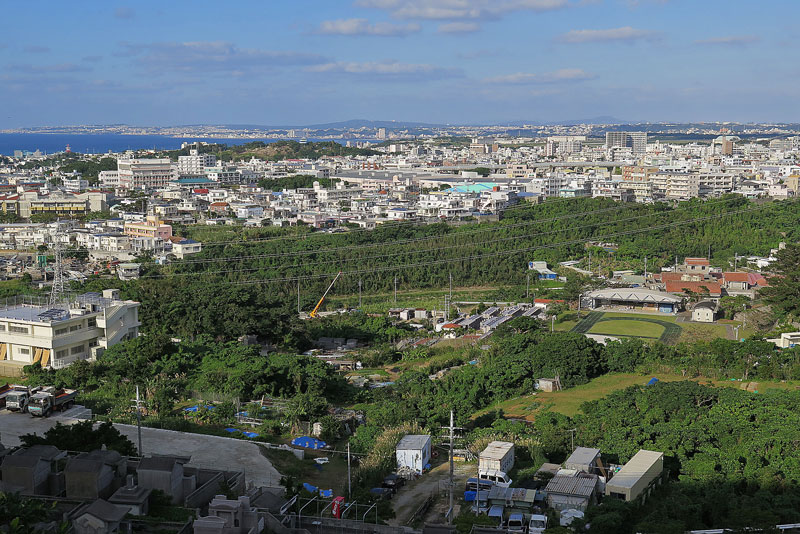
[369,487,393,500]
[465,477,494,492]
[507,513,526,534]
[382,473,405,493]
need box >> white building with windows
[0,289,140,374]
[177,149,217,175]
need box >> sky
[1,0,797,127]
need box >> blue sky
[1,0,796,127]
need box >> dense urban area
[1,123,800,534]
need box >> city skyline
[1,0,797,127]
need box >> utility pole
[644,256,647,279]
[358,278,362,308]
[526,272,530,299]
[132,385,143,455]
[347,441,352,499]
[439,410,461,524]
[551,315,555,332]
[567,428,576,451]
[588,249,592,274]
[448,410,454,524]
[449,271,453,301]
[297,279,300,314]
[394,276,397,304]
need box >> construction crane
[309,271,342,318]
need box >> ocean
[0,133,375,156]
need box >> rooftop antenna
[49,221,65,306]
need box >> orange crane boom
[309,271,342,318]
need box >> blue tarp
[224,428,259,439]
[303,483,332,497]
[646,377,659,386]
[464,491,477,502]
[292,436,327,449]
[184,405,214,412]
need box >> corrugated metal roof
[606,450,663,490]
[396,434,431,451]
[544,475,597,497]
[565,447,600,467]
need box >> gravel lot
[0,407,282,488]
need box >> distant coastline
[0,133,377,156]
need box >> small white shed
[396,435,432,474]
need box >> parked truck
[28,387,77,417]
[479,441,515,473]
[5,385,42,413]
[478,441,514,488]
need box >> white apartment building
[117,158,174,189]
[99,170,120,187]
[0,290,140,373]
[62,177,89,192]
[177,149,217,175]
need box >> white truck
[479,441,514,488]
[5,385,42,413]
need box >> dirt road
[389,462,475,526]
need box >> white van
[478,469,512,488]
[528,515,548,534]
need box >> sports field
[572,311,682,343]
[588,319,665,339]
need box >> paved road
[0,407,282,488]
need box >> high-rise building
[177,149,217,175]
[605,132,647,156]
[377,128,387,140]
[117,158,174,189]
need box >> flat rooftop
[0,304,70,323]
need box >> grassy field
[260,444,350,495]
[477,372,800,421]
[324,285,533,314]
[588,319,665,339]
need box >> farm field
[478,372,800,421]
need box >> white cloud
[119,41,328,73]
[559,26,658,43]
[307,60,460,79]
[8,63,91,73]
[484,68,594,84]
[694,35,760,46]
[355,0,568,20]
[438,22,480,33]
[318,18,420,36]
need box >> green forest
[68,195,800,341]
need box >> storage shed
[604,450,663,502]
[544,474,598,511]
[479,441,515,474]
[564,447,601,474]
[396,435,432,474]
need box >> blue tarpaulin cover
[292,436,327,449]
[303,483,333,497]
[646,377,659,386]
[183,405,215,412]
